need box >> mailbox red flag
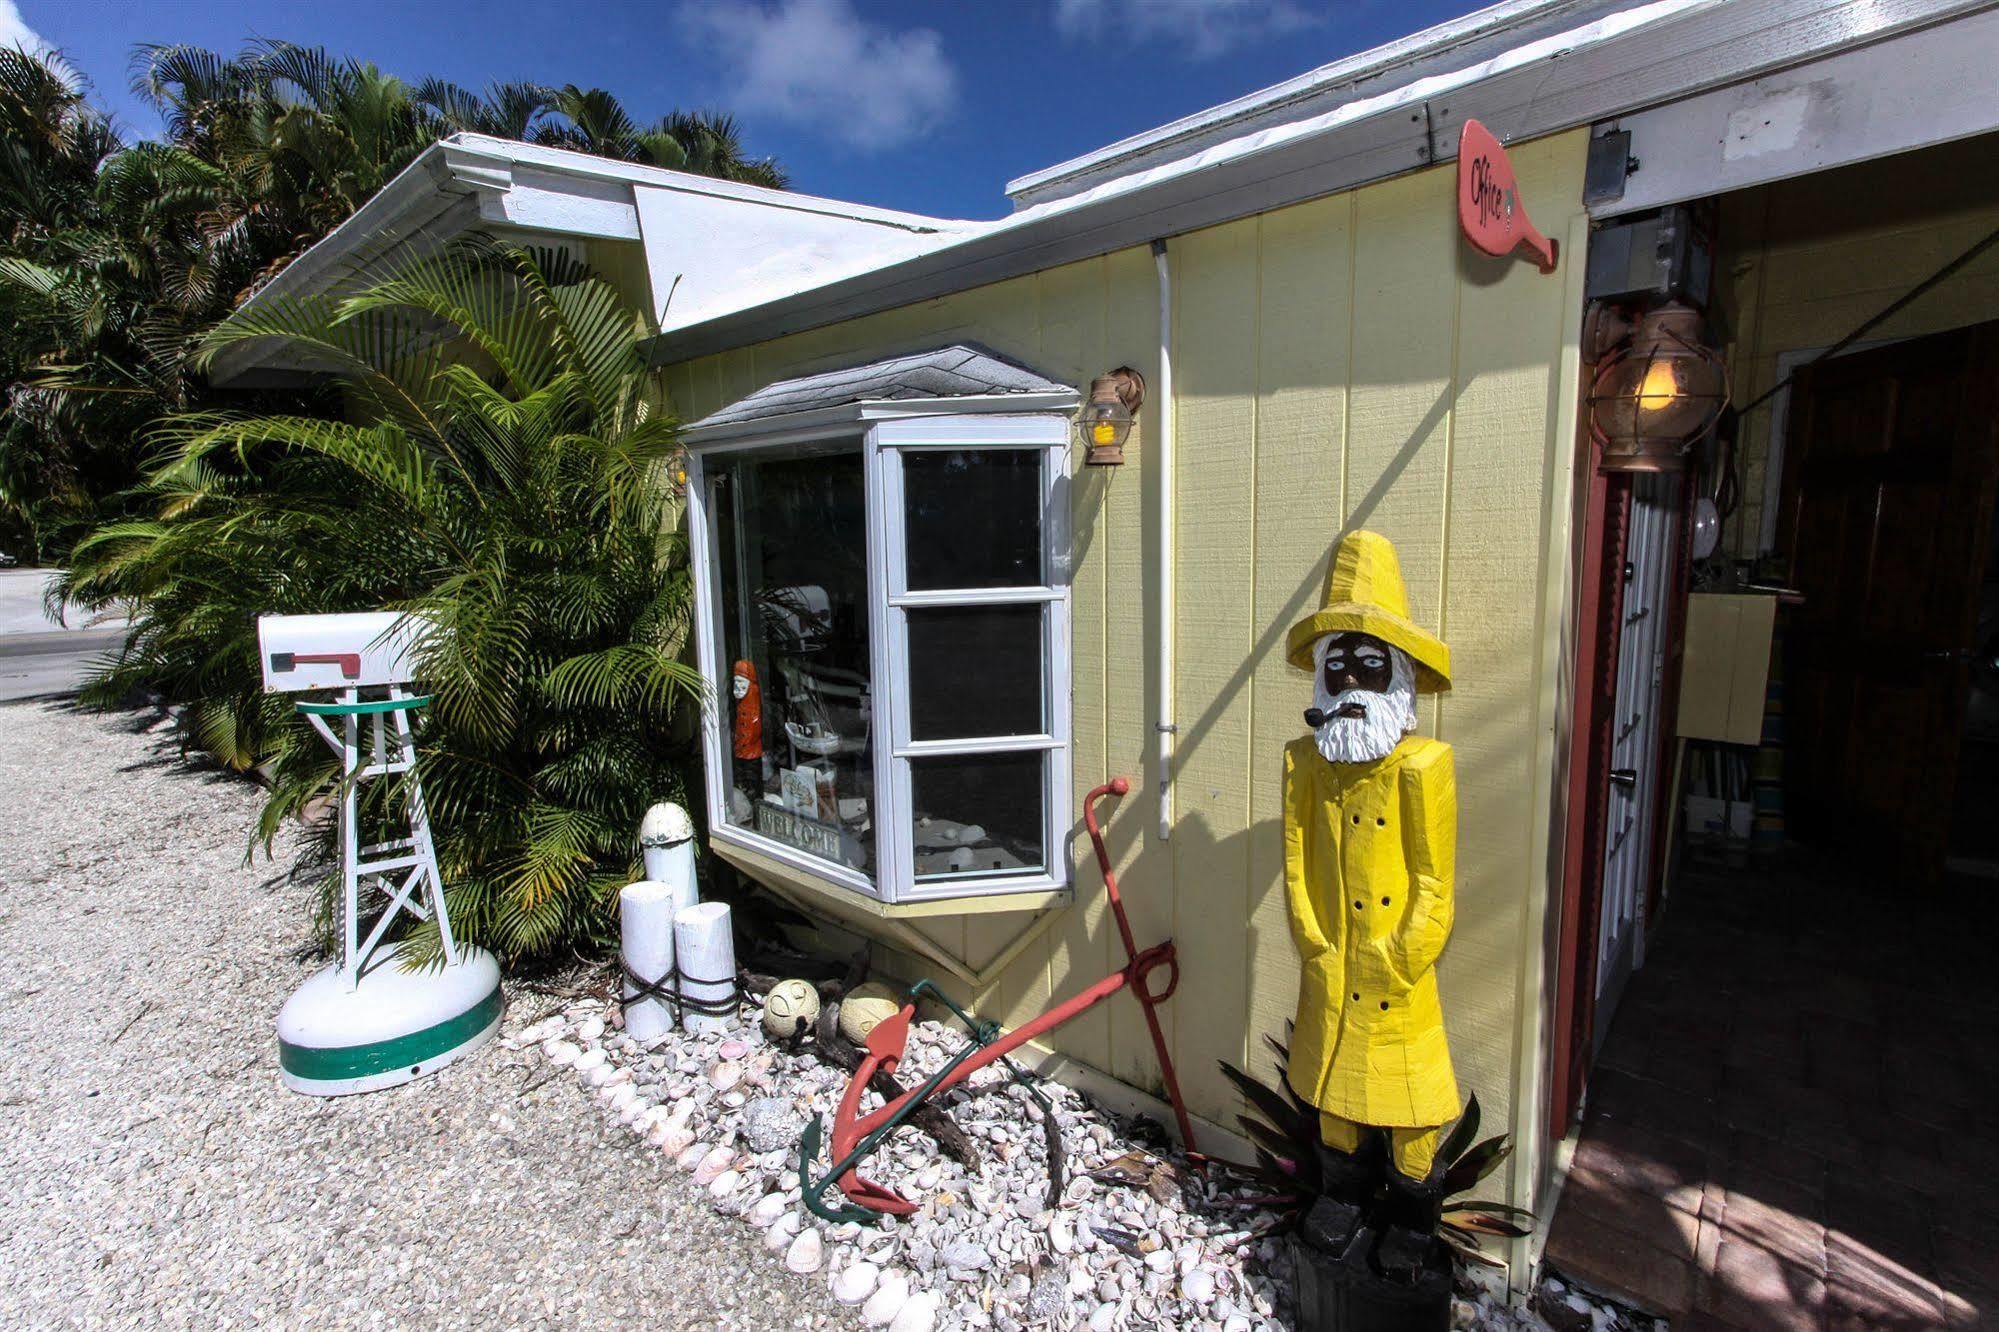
[1457,119,1558,274]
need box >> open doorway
[1546,136,1999,1329]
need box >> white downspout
[1152,239,1176,841]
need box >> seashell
[887,1290,939,1332]
[718,1037,750,1060]
[1088,1303,1118,1332]
[747,1192,788,1227]
[764,1211,802,1252]
[676,1141,710,1172]
[1182,1267,1217,1304]
[785,1227,825,1275]
[709,1061,744,1092]
[543,1039,579,1066]
[707,1168,742,1199]
[692,1145,736,1185]
[575,1016,605,1043]
[831,1260,880,1304]
[860,1272,910,1328]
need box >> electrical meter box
[1586,204,1714,307]
[257,611,427,694]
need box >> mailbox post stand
[260,613,502,1096]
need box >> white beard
[1312,643,1418,765]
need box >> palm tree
[0,40,787,559]
[62,243,702,959]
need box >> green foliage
[0,39,783,561]
[1217,1026,1533,1266]
[62,244,702,961]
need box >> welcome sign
[1457,119,1558,274]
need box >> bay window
[687,405,1072,907]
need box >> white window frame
[685,405,1072,907]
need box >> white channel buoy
[673,901,738,1035]
[639,802,698,912]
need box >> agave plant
[1219,1028,1534,1265]
[61,242,702,961]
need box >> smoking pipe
[1303,708,1328,727]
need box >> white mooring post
[673,901,738,1036]
[619,881,679,1043]
[259,612,503,1096]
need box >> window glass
[906,605,1044,740]
[910,751,1045,881]
[712,446,872,876]
[903,449,1041,589]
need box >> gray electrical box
[1586,205,1713,307]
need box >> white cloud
[0,0,50,56]
[1053,0,1322,59]
[680,0,959,152]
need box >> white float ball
[761,978,821,1039]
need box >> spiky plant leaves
[1437,1091,1481,1169]
[1441,1137,1513,1197]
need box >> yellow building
[216,0,1999,1303]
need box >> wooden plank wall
[665,129,1589,1198]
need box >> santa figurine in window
[732,659,763,802]
[1282,529,1459,1282]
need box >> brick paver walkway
[1543,852,1998,1330]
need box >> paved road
[0,569,127,701]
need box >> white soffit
[210,133,972,385]
[636,187,962,333]
[1596,7,1999,215]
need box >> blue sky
[9,0,1482,219]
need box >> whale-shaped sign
[1457,119,1558,274]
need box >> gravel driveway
[0,700,846,1330]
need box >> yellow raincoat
[1282,734,1460,1127]
[1281,529,1459,1130]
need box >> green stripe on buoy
[278,983,505,1082]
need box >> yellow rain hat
[1285,529,1451,692]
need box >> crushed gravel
[0,700,850,1330]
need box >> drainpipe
[1152,238,1176,842]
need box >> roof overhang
[643,0,1990,366]
[207,134,972,387]
[682,392,1083,449]
[682,344,1080,446]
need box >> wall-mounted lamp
[1585,301,1729,472]
[1078,367,1145,466]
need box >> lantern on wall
[1078,367,1145,466]
[1586,302,1730,472]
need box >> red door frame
[1548,449,1633,1141]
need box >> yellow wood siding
[668,129,1589,1205]
[1718,133,1999,556]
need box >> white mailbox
[257,611,427,694]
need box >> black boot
[1374,1162,1445,1279]
[1300,1138,1381,1255]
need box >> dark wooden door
[1779,321,1999,881]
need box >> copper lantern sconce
[1585,301,1730,473]
[1079,367,1145,466]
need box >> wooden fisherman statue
[1283,529,1459,1294]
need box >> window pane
[907,605,1043,740]
[903,449,1041,589]
[712,446,873,878]
[910,752,1044,881]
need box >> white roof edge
[1004,0,1608,201]
[647,0,1984,366]
[210,134,979,384]
[442,134,977,233]
[683,392,1081,446]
